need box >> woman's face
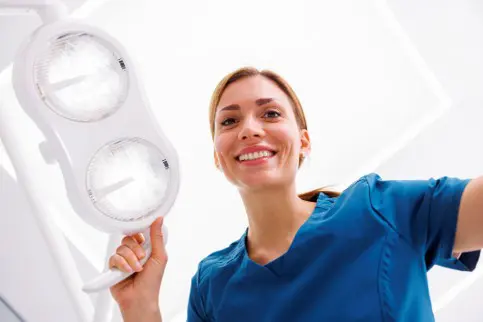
[213,75,310,190]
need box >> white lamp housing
[11,18,180,292]
[0,0,68,23]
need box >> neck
[240,183,317,256]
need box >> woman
[109,67,483,322]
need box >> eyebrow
[219,97,275,112]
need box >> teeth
[238,150,274,161]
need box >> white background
[0,0,482,321]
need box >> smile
[237,150,276,162]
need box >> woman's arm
[454,176,483,253]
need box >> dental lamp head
[3,0,181,293]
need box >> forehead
[217,75,291,110]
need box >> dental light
[1,0,180,293]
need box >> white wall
[0,167,100,322]
[0,0,482,321]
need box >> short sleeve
[364,173,479,271]
[435,251,480,272]
[187,269,208,322]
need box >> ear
[214,151,221,170]
[299,129,311,157]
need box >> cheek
[214,133,233,158]
[270,124,299,145]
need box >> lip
[235,145,277,159]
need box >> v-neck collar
[240,193,333,277]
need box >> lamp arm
[0,0,68,23]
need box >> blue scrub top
[187,173,480,321]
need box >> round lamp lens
[86,138,170,222]
[34,32,129,122]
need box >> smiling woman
[108,67,481,322]
[209,67,340,200]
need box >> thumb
[149,217,168,262]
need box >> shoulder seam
[198,239,245,285]
[195,261,209,320]
[361,176,425,261]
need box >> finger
[116,245,143,272]
[122,234,144,246]
[132,233,145,245]
[109,253,134,273]
[121,236,146,260]
[150,217,168,264]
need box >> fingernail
[135,261,143,271]
[124,264,133,273]
[138,250,145,259]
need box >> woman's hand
[109,217,168,318]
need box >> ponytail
[298,187,340,202]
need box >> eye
[220,117,237,127]
[264,110,281,119]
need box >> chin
[236,172,289,191]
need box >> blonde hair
[209,67,340,201]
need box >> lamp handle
[82,225,168,293]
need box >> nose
[238,117,264,141]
